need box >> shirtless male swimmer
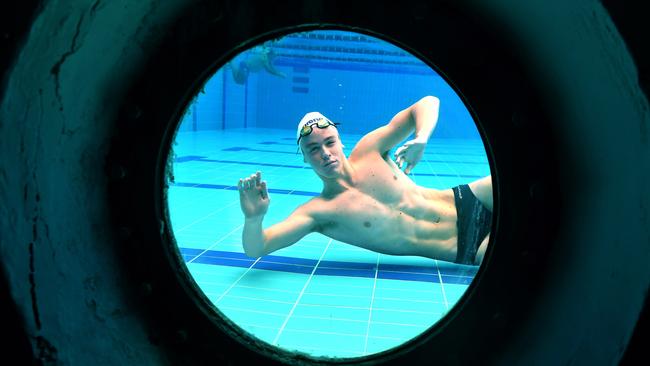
[237,96,493,266]
[229,41,286,85]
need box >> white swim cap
[296,112,336,144]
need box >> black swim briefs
[452,184,492,265]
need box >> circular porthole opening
[164,29,494,360]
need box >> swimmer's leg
[262,57,286,78]
[468,176,493,212]
[230,61,248,85]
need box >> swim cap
[296,112,335,143]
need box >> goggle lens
[298,119,338,141]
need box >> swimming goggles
[297,119,339,145]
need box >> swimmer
[229,42,286,85]
[238,96,493,266]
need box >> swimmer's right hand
[238,171,270,218]
[394,137,427,174]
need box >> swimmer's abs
[310,185,458,257]
[316,203,458,258]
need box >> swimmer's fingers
[238,179,244,192]
[394,145,406,159]
[395,152,411,170]
[394,147,406,168]
[260,181,269,200]
[255,171,262,187]
[395,157,402,169]
[404,162,415,175]
[241,175,254,190]
[248,173,257,189]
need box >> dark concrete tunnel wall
[1,0,649,365]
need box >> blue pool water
[167,30,491,358]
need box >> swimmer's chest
[349,153,416,204]
[314,192,408,252]
[314,159,418,237]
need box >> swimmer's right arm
[238,172,316,258]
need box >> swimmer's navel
[364,221,372,228]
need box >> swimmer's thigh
[474,233,490,265]
[468,176,493,212]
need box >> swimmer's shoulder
[297,195,329,215]
[349,141,383,162]
[295,195,338,220]
[288,197,324,233]
[297,196,344,234]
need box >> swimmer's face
[299,126,345,178]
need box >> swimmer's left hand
[394,137,427,174]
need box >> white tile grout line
[272,238,333,346]
[290,303,442,315]
[434,259,449,310]
[214,256,262,305]
[422,156,446,189]
[275,328,407,340]
[223,294,295,304]
[218,306,286,317]
[187,224,244,264]
[363,254,380,355]
[219,306,432,328]
[424,142,464,311]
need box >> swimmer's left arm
[354,96,439,173]
[407,95,440,143]
[390,96,439,173]
[357,96,440,153]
